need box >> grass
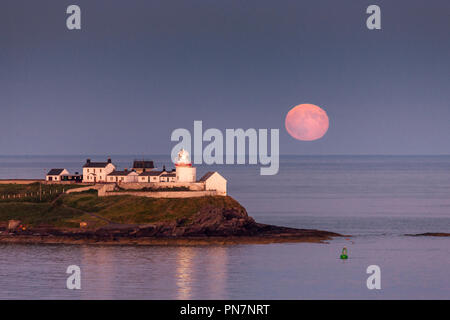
[61,192,241,224]
[0,182,84,194]
[0,201,84,228]
[0,183,87,203]
[0,184,243,229]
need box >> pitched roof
[108,170,137,176]
[161,172,176,177]
[47,169,66,176]
[83,162,111,168]
[199,172,216,182]
[139,171,163,177]
[132,160,155,169]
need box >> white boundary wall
[102,190,218,198]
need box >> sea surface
[0,155,449,299]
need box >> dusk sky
[1,0,449,156]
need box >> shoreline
[0,231,341,246]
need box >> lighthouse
[175,149,196,183]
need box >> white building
[138,170,163,183]
[175,149,196,183]
[199,172,227,195]
[46,168,70,182]
[82,158,116,183]
[107,170,139,183]
[160,172,176,182]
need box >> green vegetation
[61,192,241,224]
[0,183,86,203]
[0,202,84,228]
[0,184,242,229]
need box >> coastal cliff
[0,184,341,244]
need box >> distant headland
[0,151,342,245]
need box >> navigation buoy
[340,247,348,260]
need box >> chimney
[107,158,112,163]
[86,159,91,164]
[163,165,166,172]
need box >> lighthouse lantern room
[175,149,196,183]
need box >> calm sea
[0,155,449,299]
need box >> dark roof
[83,162,111,168]
[108,170,136,176]
[47,169,66,176]
[139,171,163,177]
[161,172,176,177]
[199,172,216,182]
[132,160,155,169]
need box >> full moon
[285,104,329,141]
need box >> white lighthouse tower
[175,149,196,183]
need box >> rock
[8,220,21,231]
[405,232,450,237]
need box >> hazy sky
[1,0,449,155]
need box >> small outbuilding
[199,171,227,196]
[60,172,83,182]
[107,170,139,183]
[160,172,176,182]
[46,169,70,182]
[138,170,164,183]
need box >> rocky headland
[0,184,341,245]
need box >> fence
[0,188,66,201]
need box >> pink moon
[285,104,329,141]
